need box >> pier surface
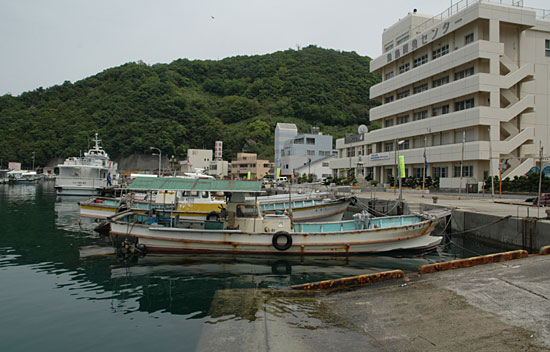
[198,254,550,351]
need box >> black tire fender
[350,196,357,206]
[272,231,292,251]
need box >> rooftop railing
[411,0,549,36]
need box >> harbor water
[0,182,503,351]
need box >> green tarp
[128,177,263,193]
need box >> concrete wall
[452,209,550,252]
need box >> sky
[1,0,549,96]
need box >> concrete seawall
[355,191,550,253]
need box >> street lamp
[150,147,161,177]
[397,140,405,201]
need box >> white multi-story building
[331,0,550,189]
[274,123,298,171]
[277,125,336,177]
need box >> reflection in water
[0,182,506,351]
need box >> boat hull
[110,219,441,255]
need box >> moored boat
[54,133,118,196]
[80,178,352,222]
[107,179,442,255]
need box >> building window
[397,114,409,125]
[306,138,315,145]
[385,71,394,80]
[397,34,409,45]
[413,110,428,121]
[398,139,410,150]
[454,165,473,177]
[399,62,410,73]
[293,138,304,144]
[346,148,355,157]
[384,142,394,152]
[385,42,394,52]
[546,40,550,57]
[432,44,449,60]
[307,150,315,156]
[322,162,329,167]
[413,168,424,178]
[433,104,450,116]
[396,90,410,100]
[455,98,475,111]
[432,166,448,178]
[455,67,474,80]
[413,54,428,68]
[385,95,394,103]
[385,118,394,127]
[432,76,449,87]
[465,33,474,45]
[413,83,428,94]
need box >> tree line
[0,45,380,168]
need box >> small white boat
[55,133,118,196]
[108,179,442,255]
[6,170,40,184]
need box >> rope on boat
[355,197,401,217]
[437,214,512,256]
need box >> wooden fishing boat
[108,179,442,255]
[80,178,352,222]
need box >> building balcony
[371,40,503,99]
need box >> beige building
[230,153,272,180]
[331,1,550,189]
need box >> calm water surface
[0,182,501,351]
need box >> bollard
[432,196,438,204]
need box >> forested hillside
[0,45,380,167]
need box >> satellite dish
[358,124,368,134]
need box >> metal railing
[411,0,548,35]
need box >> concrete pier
[354,190,550,252]
[197,254,550,351]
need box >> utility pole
[458,131,465,199]
[488,126,494,199]
[422,135,427,193]
[538,141,543,207]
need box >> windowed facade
[385,95,394,103]
[385,71,394,80]
[413,110,428,121]
[396,90,410,100]
[433,104,450,116]
[454,165,473,177]
[384,142,394,152]
[307,150,315,156]
[432,44,449,59]
[384,118,394,127]
[546,39,550,57]
[397,114,409,124]
[432,76,449,87]
[396,34,409,45]
[384,42,394,52]
[455,98,475,111]
[398,139,410,150]
[432,167,448,178]
[413,54,428,68]
[413,83,428,94]
[399,63,410,73]
[465,33,474,45]
[413,167,424,178]
[455,67,474,80]
[306,138,315,145]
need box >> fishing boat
[80,178,352,222]
[107,179,442,255]
[54,133,118,196]
[6,170,40,184]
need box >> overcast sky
[1,0,548,96]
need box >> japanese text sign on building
[386,19,452,64]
